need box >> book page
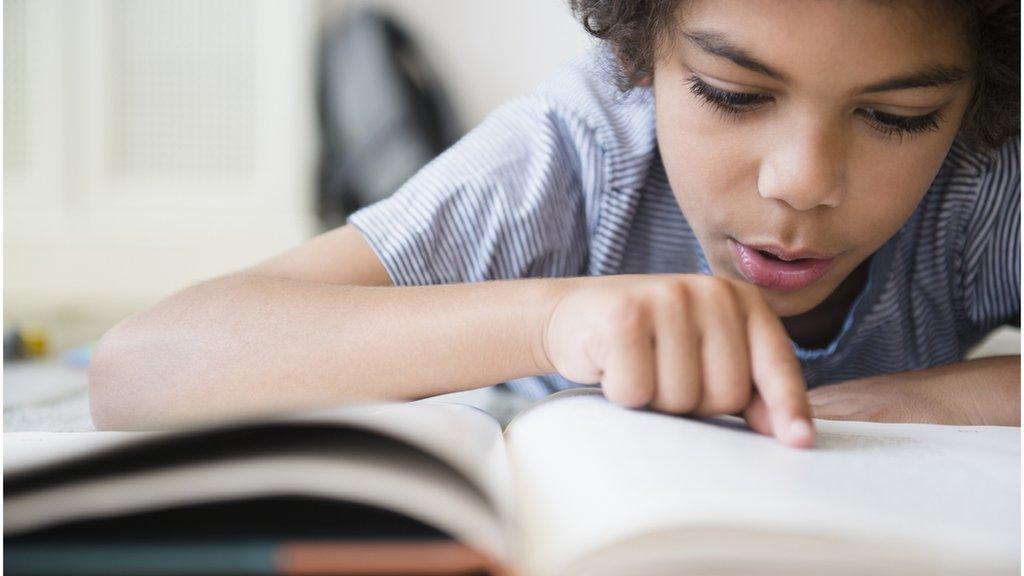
[5,431,167,473]
[7,449,508,562]
[5,399,509,513]
[282,399,512,511]
[505,389,1020,576]
[5,398,514,561]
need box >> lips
[729,239,835,292]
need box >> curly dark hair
[568,0,1020,150]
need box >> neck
[782,257,871,350]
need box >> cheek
[654,88,757,229]
[845,140,955,250]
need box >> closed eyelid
[686,74,944,137]
[686,67,772,93]
[691,75,946,120]
[688,76,771,103]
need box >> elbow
[88,315,166,431]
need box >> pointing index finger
[741,293,814,448]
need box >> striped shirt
[349,46,1021,399]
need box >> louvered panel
[107,0,255,177]
[4,0,29,171]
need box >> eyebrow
[681,29,969,94]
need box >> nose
[758,120,846,211]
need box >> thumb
[742,391,774,437]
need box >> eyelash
[684,75,943,140]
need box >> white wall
[3,0,595,349]
[4,0,319,350]
[322,0,595,129]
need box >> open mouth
[730,239,836,292]
[755,249,811,263]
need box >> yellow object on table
[19,328,49,358]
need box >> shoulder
[423,46,656,189]
[528,45,659,191]
[942,134,1019,206]
[954,135,1020,250]
[914,134,1019,245]
[947,134,1020,182]
[940,134,1021,329]
[970,134,1020,214]
[892,135,1018,302]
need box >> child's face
[651,0,975,317]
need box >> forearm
[810,355,1020,426]
[899,355,1020,426]
[89,274,577,430]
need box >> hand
[808,376,971,424]
[543,274,814,447]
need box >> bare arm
[808,355,1021,426]
[91,224,815,447]
[88,225,572,430]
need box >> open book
[5,387,1020,575]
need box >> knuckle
[656,387,701,414]
[608,297,649,334]
[730,280,765,308]
[698,370,752,415]
[667,389,700,412]
[698,277,740,310]
[649,283,690,318]
[717,380,753,413]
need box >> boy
[89,0,1020,448]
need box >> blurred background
[4,0,594,356]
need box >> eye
[684,74,946,140]
[684,75,772,116]
[857,108,943,140]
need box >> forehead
[674,0,973,88]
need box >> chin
[760,289,827,318]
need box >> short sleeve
[347,94,602,286]
[961,136,1021,331]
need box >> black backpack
[316,9,461,230]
